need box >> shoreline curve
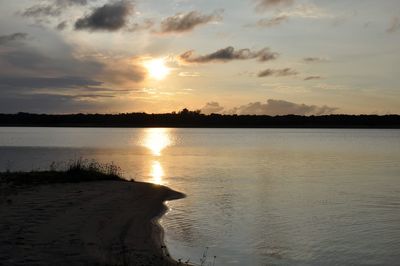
[0,180,185,265]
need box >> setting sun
[144,58,170,80]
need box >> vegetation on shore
[0,159,127,186]
[0,111,399,128]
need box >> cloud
[57,0,88,5]
[258,68,298,77]
[100,58,146,87]
[200,99,337,115]
[159,10,222,34]
[22,5,62,18]
[201,102,224,114]
[255,0,294,12]
[0,33,28,45]
[0,45,101,77]
[229,99,337,115]
[255,15,289,27]
[0,74,111,113]
[387,16,400,33]
[304,76,322,81]
[128,19,155,32]
[179,46,278,64]
[0,76,102,90]
[0,36,143,100]
[303,57,328,63]
[75,1,133,31]
[21,0,89,19]
[178,72,201,77]
[0,20,147,113]
[278,4,332,19]
[0,93,108,114]
[56,21,68,30]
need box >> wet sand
[0,181,185,265]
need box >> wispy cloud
[278,4,332,19]
[255,15,289,28]
[179,46,278,64]
[98,56,147,87]
[304,76,322,81]
[258,68,298,77]
[0,76,102,90]
[303,57,329,63]
[159,10,222,34]
[21,0,89,18]
[0,33,28,45]
[387,16,400,33]
[254,0,294,12]
[178,72,201,77]
[56,21,68,30]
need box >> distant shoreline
[1,113,400,128]
[0,173,185,265]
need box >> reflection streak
[141,128,173,185]
[151,161,164,185]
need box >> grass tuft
[0,158,127,186]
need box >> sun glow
[144,58,171,80]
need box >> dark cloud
[179,46,278,63]
[0,46,101,77]
[0,37,144,114]
[258,68,298,77]
[0,68,111,114]
[0,47,144,90]
[304,76,322,81]
[201,102,224,114]
[0,19,146,113]
[159,10,222,34]
[229,99,337,115]
[255,0,294,12]
[0,33,28,45]
[303,57,327,63]
[0,93,106,114]
[0,76,102,90]
[256,15,289,27]
[387,16,400,33]
[74,1,133,31]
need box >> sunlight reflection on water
[150,161,164,185]
[140,128,173,186]
[141,128,172,156]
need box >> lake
[0,127,399,265]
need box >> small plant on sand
[0,158,128,185]
[66,158,122,177]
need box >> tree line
[0,109,399,128]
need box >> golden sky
[0,0,399,114]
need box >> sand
[0,181,185,265]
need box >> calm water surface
[0,127,399,265]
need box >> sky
[0,0,399,115]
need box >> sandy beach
[0,180,185,265]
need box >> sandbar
[0,180,185,265]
